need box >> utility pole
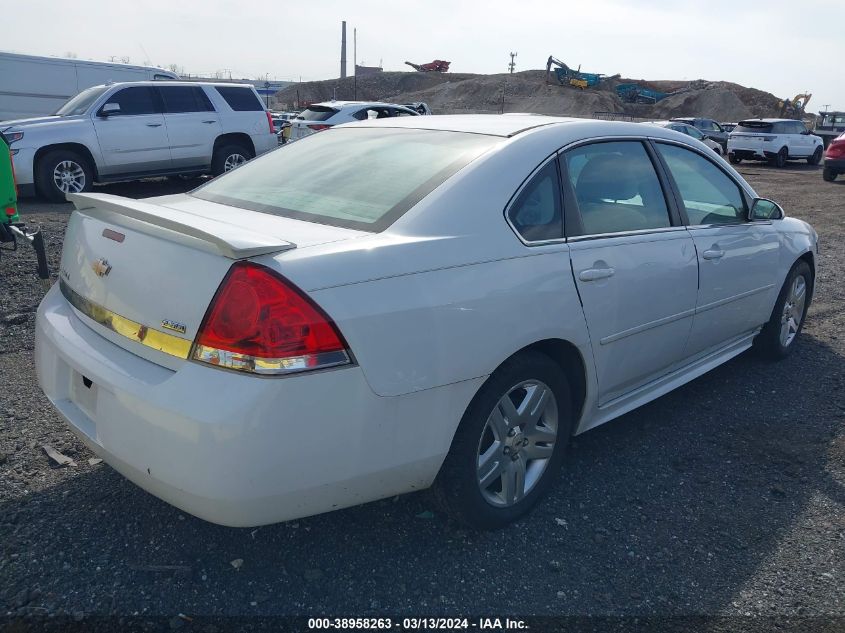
[353,27,357,100]
[508,51,517,74]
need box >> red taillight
[266,111,276,134]
[192,262,350,375]
[826,140,845,159]
[307,124,331,132]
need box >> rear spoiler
[67,193,296,259]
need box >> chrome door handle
[202,120,217,124]
[578,268,615,282]
[146,123,162,127]
[702,249,725,260]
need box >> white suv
[289,101,419,142]
[2,81,278,201]
[728,118,824,168]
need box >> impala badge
[92,258,112,277]
[161,319,187,334]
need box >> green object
[0,134,19,224]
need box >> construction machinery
[545,56,614,89]
[404,60,450,72]
[615,83,670,105]
[0,131,49,287]
[778,93,812,119]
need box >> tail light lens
[307,124,331,132]
[192,262,351,375]
[266,111,276,134]
[826,140,845,159]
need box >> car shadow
[1,334,843,620]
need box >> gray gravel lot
[0,167,843,629]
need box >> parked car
[822,131,845,181]
[2,81,277,201]
[728,119,824,168]
[36,115,818,529]
[671,117,729,150]
[288,101,420,142]
[0,51,178,121]
[644,120,723,154]
[721,122,737,133]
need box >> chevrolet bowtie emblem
[92,258,112,277]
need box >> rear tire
[823,167,837,182]
[729,153,742,164]
[754,260,812,360]
[431,351,573,529]
[35,149,93,202]
[211,143,253,177]
[808,146,823,165]
[772,146,788,168]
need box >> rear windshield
[191,128,500,231]
[214,86,263,111]
[296,106,339,121]
[55,86,109,116]
[734,121,773,133]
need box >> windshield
[734,121,773,134]
[296,106,339,121]
[192,127,500,231]
[55,86,109,116]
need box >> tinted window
[793,121,807,134]
[159,86,214,113]
[297,106,338,121]
[565,141,670,236]
[684,125,704,140]
[735,121,773,134]
[214,86,263,111]
[101,87,158,115]
[656,143,746,225]
[192,128,499,232]
[507,161,562,242]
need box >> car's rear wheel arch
[34,143,99,180]
[517,339,587,425]
[213,133,255,158]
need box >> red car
[823,132,845,182]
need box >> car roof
[344,114,579,137]
[85,80,258,89]
[738,118,798,123]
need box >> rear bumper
[35,284,477,526]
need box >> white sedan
[288,101,419,141]
[36,115,818,529]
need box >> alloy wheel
[780,274,807,347]
[223,153,247,171]
[476,380,558,507]
[52,160,86,194]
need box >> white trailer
[0,51,178,121]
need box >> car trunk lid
[59,192,364,370]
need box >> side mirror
[701,134,711,141]
[749,198,784,221]
[98,103,120,117]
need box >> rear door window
[297,107,339,121]
[100,87,159,116]
[214,86,263,111]
[656,143,746,225]
[565,141,671,236]
[159,86,214,113]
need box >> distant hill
[275,70,784,121]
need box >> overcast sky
[5,0,845,110]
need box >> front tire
[35,150,93,202]
[754,260,813,360]
[729,153,742,164]
[823,167,837,182]
[808,146,823,166]
[431,351,573,529]
[211,143,253,177]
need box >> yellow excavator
[778,93,812,119]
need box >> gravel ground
[0,166,843,631]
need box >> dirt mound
[275,71,783,122]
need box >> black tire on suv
[807,147,823,166]
[35,149,93,202]
[211,143,254,177]
[729,153,742,164]
[773,147,788,168]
